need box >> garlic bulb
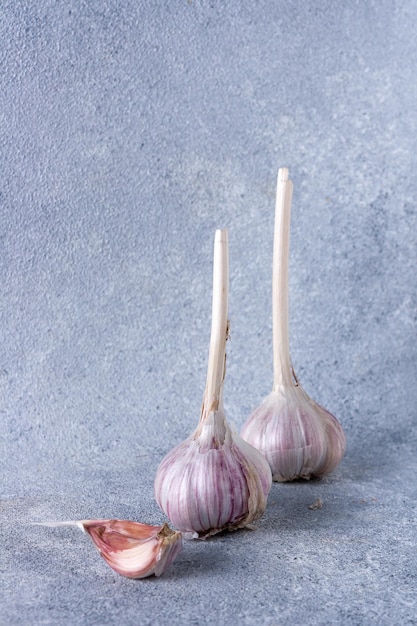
[154,229,272,538]
[241,168,346,482]
[241,384,346,482]
[38,519,182,578]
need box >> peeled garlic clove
[241,168,346,481]
[154,229,272,538]
[241,386,346,481]
[39,519,182,578]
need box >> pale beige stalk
[200,228,229,418]
[272,167,294,388]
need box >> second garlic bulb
[241,385,346,482]
[241,168,346,481]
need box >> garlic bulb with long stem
[154,229,272,538]
[241,168,346,482]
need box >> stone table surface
[1,2,417,625]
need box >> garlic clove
[240,168,346,481]
[83,519,182,578]
[38,519,182,578]
[154,229,272,538]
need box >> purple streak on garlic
[155,409,272,538]
[241,168,346,482]
[38,519,182,578]
[154,229,272,538]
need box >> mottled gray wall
[2,2,417,624]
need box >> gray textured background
[1,1,417,625]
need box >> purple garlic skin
[241,385,346,482]
[154,409,272,538]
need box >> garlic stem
[272,168,294,388]
[202,228,229,417]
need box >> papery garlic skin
[241,385,346,482]
[155,409,272,538]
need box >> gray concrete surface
[1,1,417,624]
